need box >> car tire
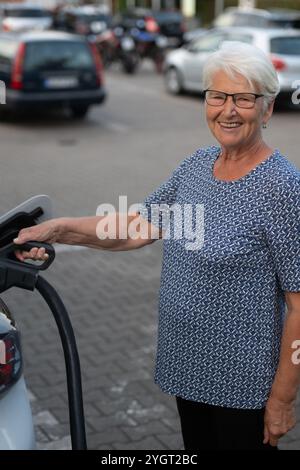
[165,67,183,95]
[121,52,140,74]
[70,105,90,119]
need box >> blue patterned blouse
[140,145,300,409]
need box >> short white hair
[202,41,280,109]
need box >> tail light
[10,42,26,90]
[145,16,159,33]
[0,332,22,394]
[89,42,104,86]
[271,55,287,71]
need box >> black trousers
[176,396,278,451]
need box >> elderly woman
[14,42,300,451]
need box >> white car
[0,4,53,33]
[0,298,35,449]
[164,27,300,107]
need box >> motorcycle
[130,29,168,74]
[96,26,140,74]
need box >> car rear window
[4,8,51,18]
[271,37,300,55]
[23,41,94,71]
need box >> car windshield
[4,8,51,18]
[24,41,94,71]
[270,19,300,28]
[271,36,300,55]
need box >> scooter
[0,196,87,450]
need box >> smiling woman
[12,41,300,451]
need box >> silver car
[0,4,53,33]
[0,298,35,449]
[164,27,300,106]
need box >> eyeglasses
[204,90,264,109]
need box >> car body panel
[0,377,35,450]
[0,299,35,450]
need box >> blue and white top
[139,146,300,409]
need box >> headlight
[156,36,168,48]
[121,37,135,51]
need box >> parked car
[164,27,300,108]
[213,7,300,29]
[0,297,35,449]
[113,8,185,47]
[0,31,106,119]
[56,4,112,36]
[0,4,53,33]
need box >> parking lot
[0,62,300,450]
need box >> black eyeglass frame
[204,89,264,108]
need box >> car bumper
[0,376,35,450]
[5,88,107,110]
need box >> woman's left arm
[264,291,300,447]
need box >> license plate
[44,77,79,89]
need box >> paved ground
[0,61,300,450]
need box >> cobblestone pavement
[0,63,300,450]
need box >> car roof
[0,30,86,42]
[220,7,271,18]
[212,26,300,38]
[220,6,300,19]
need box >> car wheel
[70,105,90,119]
[165,67,183,95]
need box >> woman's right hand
[13,218,61,262]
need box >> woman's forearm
[270,310,300,402]
[57,215,128,250]
[56,213,155,251]
[14,212,156,257]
